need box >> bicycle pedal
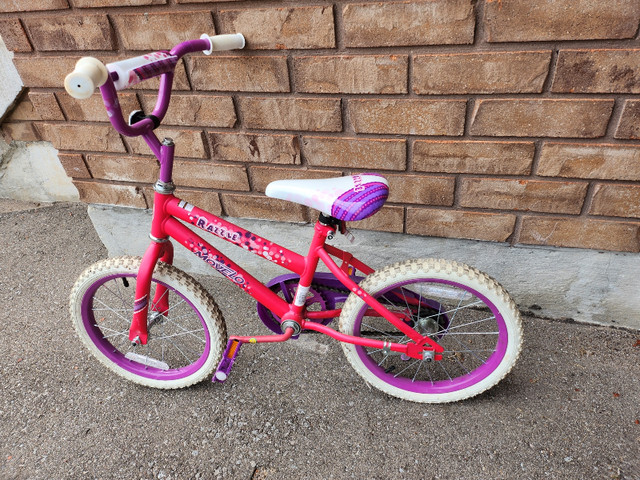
[212,339,243,383]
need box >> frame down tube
[165,216,292,319]
[164,199,312,321]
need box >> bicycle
[65,33,523,403]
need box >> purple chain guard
[256,272,362,335]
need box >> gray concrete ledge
[88,204,640,330]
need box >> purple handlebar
[98,38,212,139]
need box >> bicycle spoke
[164,335,196,365]
[444,331,499,336]
[443,332,489,365]
[361,321,405,342]
[100,278,131,316]
[161,317,206,343]
[445,315,497,332]
[377,354,388,367]
[393,358,421,378]
[412,359,427,383]
[97,324,129,339]
[437,358,453,381]
[153,328,205,342]
[93,297,131,325]
[447,351,471,375]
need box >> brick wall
[2,0,640,252]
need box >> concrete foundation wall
[0,139,79,202]
[88,204,640,330]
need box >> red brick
[27,92,64,121]
[112,11,215,51]
[294,55,408,94]
[459,178,588,214]
[385,174,454,206]
[470,99,614,138]
[301,136,406,170]
[552,49,640,94]
[74,0,165,6]
[238,97,342,132]
[0,0,68,13]
[343,0,475,47]
[177,0,238,3]
[222,194,310,223]
[209,132,300,165]
[407,208,516,242]
[189,56,289,93]
[218,5,335,50]
[413,51,551,94]
[349,99,466,136]
[173,161,249,191]
[125,129,207,159]
[57,92,140,122]
[58,153,90,179]
[172,189,222,216]
[251,166,341,192]
[0,19,32,52]
[615,100,640,139]
[141,94,236,128]
[86,154,158,183]
[519,216,640,252]
[5,97,39,121]
[12,56,77,88]
[37,123,126,153]
[24,15,113,51]
[1,123,39,142]
[413,141,534,175]
[74,180,147,208]
[538,143,640,181]
[349,205,404,233]
[591,184,640,218]
[484,0,640,42]
[125,155,249,195]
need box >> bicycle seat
[265,174,389,221]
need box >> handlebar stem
[99,79,155,137]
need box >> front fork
[130,139,177,345]
[129,238,174,345]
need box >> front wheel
[69,256,227,389]
[339,258,523,403]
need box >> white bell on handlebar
[64,57,109,99]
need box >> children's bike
[65,34,523,403]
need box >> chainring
[256,275,337,334]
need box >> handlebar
[64,33,245,100]
[62,33,244,147]
[64,57,109,100]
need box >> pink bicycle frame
[96,38,444,361]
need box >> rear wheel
[69,256,226,389]
[339,258,522,403]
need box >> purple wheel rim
[81,273,211,381]
[354,278,508,395]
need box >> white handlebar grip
[64,57,109,99]
[201,33,245,54]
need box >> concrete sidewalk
[0,201,638,479]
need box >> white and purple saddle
[265,173,389,222]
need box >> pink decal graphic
[191,242,248,289]
[193,215,241,242]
